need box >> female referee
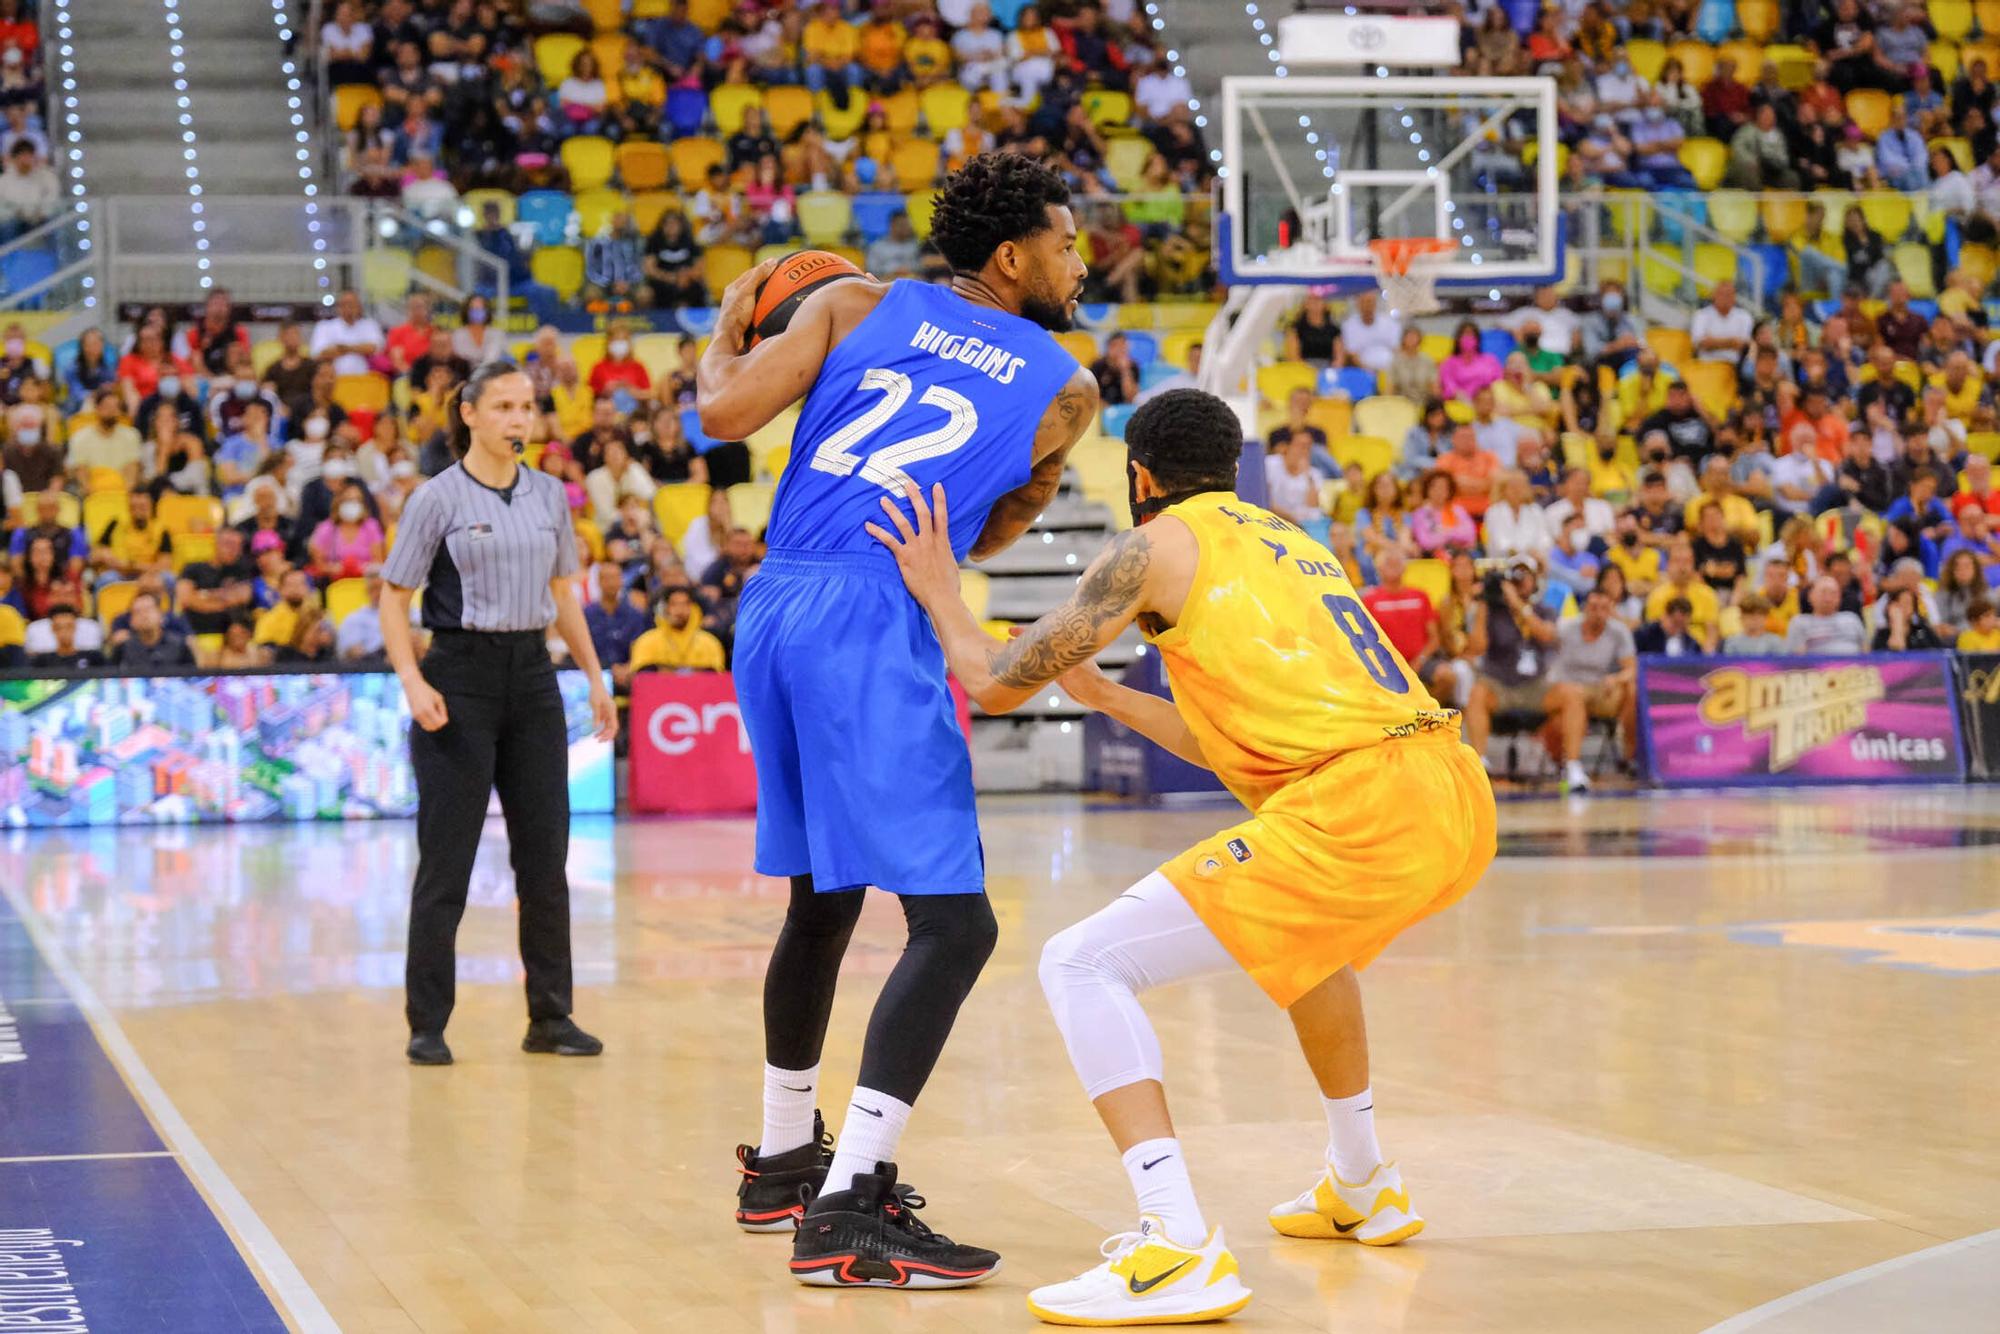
[380,360,618,1066]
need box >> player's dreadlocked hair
[928,152,1072,274]
[1126,389,1244,497]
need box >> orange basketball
[749,250,864,345]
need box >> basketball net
[1368,238,1457,316]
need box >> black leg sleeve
[405,689,501,1035]
[763,874,865,1069]
[493,673,574,1023]
[854,893,998,1105]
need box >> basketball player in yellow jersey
[867,388,1497,1326]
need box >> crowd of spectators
[0,290,762,695]
[321,0,1215,308]
[0,0,55,246]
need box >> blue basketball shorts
[732,548,985,896]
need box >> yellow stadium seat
[959,569,991,621]
[1708,190,1759,242]
[1082,89,1132,128]
[333,373,390,414]
[1959,242,1998,288]
[325,578,368,626]
[584,0,623,33]
[1162,331,1203,369]
[573,187,625,238]
[1419,332,1453,362]
[361,248,413,306]
[687,0,732,27]
[1444,399,1474,424]
[754,242,793,266]
[631,189,679,234]
[710,85,764,137]
[534,33,586,87]
[561,136,616,192]
[1255,361,1319,404]
[463,187,516,224]
[1353,395,1419,442]
[1892,242,1936,296]
[817,90,867,140]
[170,533,216,573]
[1646,326,1693,365]
[879,88,920,135]
[763,444,790,479]
[1678,137,1729,191]
[830,244,866,271]
[1859,190,1914,239]
[1403,558,1451,605]
[726,482,777,535]
[334,84,382,132]
[1845,88,1893,139]
[531,245,585,300]
[905,189,937,238]
[1694,243,1738,291]
[889,138,941,187]
[1330,435,1394,477]
[414,244,457,290]
[1716,40,1763,77]
[747,405,799,480]
[796,190,853,246]
[617,140,670,191]
[632,332,681,385]
[1668,41,1715,85]
[702,244,754,300]
[82,490,129,541]
[1931,136,1974,172]
[570,333,608,387]
[667,136,726,186]
[94,581,139,629]
[1305,397,1352,438]
[1766,43,1817,88]
[1625,39,1667,82]
[1965,431,2000,461]
[1680,360,1739,416]
[1931,0,1974,41]
[1107,135,1154,191]
[1932,40,1963,82]
[1054,330,1099,363]
[652,483,712,546]
[160,494,221,536]
[590,33,629,79]
[765,85,814,138]
[920,84,971,135]
[1760,195,1809,243]
[1739,0,1780,38]
[251,338,283,376]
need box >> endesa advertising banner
[1955,654,2000,782]
[626,672,975,814]
[1639,653,1966,787]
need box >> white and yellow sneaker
[1027,1215,1252,1327]
[1267,1161,1423,1245]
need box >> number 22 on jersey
[809,367,980,493]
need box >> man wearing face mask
[134,369,208,445]
[1581,283,1640,373]
[206,343,280,441]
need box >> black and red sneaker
[734,1112,832,1233]
[789,1161,1000,1289]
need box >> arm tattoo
[1052,383,1091,430]
[991,529,1150,689]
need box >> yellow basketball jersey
[1145,492,1457,812]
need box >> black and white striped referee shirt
[381,462,578,632]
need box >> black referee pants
[406,631,574,1034]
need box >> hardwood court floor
[2,787,1998,1332]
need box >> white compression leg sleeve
[1037,872,1239,1101]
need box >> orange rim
[1367,237,1457,276]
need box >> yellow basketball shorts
[1161,734,1497,1008]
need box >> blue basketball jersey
[764,280,1079,560]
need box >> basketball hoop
[1367,237,1457,316]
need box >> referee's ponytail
[447,358,526,459]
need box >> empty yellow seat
[1625,39,1667,82]
[920,84,972,135]
[1668,41,1715,84]
[889,138,941,188]
[334,84,381,132]
[702,244,754,300]
[531,245,585,300]
[1931,0,1974,41]
[1845,88,1893,139]
[1646,326,1693,365]
[1680,137,1730,191]
[573,186,625,238]
[1859,191,1914,239]
[1931,40,1963,82]
[632,190,679,234]
[617,140,670,192]
[709,85,763,137]
[1892,242,1936,296]
[561,136,616,192]
[1680,360,1739,417]
[1330,435,1394,477]
[1760,195,1809,243]
[1738,0,1780,39]
[534,33,586,87]
[796,190,853,246]
[1353,395,1419,442]
[94,581,139,629]
[325,578,369,625]
[652,483,712,546]
[1708,190,1759,242]
[1256,361,1319,405]
[765,86,815,137]
[668,136,726,186]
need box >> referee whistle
[509,437,526,454]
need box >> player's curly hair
[928,152,1072,274]
[1126,389,1244,495]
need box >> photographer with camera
[1460,556,1559,776]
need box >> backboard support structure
[1216,74,1562,298]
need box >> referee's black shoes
[522,1017,604,1056]
[406,1032,452,1065]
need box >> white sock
[760,1063,820,1157]
[823,1087,912,1196]
[1324,1088,1384,1184]
[1121,1137,1207,1247]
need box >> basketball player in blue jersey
[696,153,1098,1288]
